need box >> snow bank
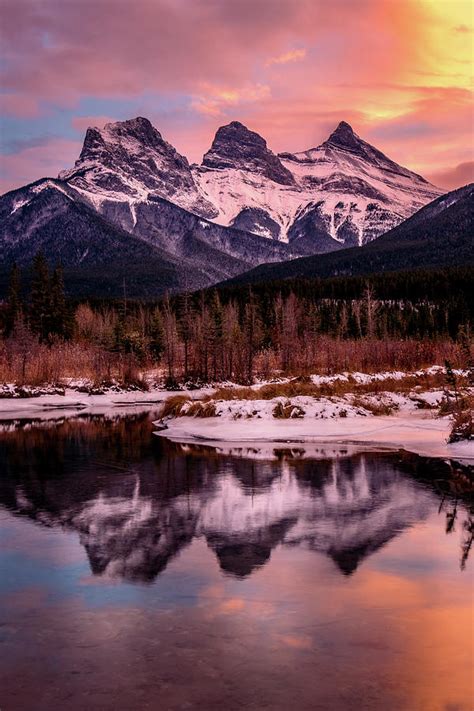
[0,386,213,422]
[155,382,473,463]
[156,412,474,463]
[1,367,472,465]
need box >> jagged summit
[101,116,168,147]
[54,114,443,251]
[325,121,361,149]
[316,120,430,182]
[195,118,441,245]
[0,112,453,297]
[201,121,295,185]
[77,117,169,163]
[322,120,385,160]
[60,117,216,217]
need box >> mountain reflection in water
[0,413,471,582]
[1,413,473,711]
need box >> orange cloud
[1,0,472,191]
[265,48,306,67]
[191,83,271,116]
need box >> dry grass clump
[211,386,257,401]
[157,369,462,420]
[159,395,190,418]
[205,371,455,403]
[158,396,216,418]
[351,396,397,416]
[273,400,305,419]
[186,401,217,417]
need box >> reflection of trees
[461,515,473,570]
[439,498,473,571]
[427,461,474,571]
[0,416,472,581]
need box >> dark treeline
[0,260,472,385]
[4,254,72,343]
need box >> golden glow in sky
[0,0,473,192]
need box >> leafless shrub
[448,408,473,443]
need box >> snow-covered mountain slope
[0,115,446,293]
[224,183,474,286]
[55,117,301,269]
[193,120,442,250]
[0,178,298,297]
[0,178,197,295]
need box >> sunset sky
[1,0,473,195]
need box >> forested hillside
[1,260,472,386]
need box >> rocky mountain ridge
[0,115,449,295]
[58,116,442,253]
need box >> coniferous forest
[1,256,472,386]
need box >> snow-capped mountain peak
[193,120,442,247]
[55,115,443,256]
[325,120,359,147]
[59,117,216,217]
[201,121,295,186]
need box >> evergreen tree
[5,263,22,336]
[149,307,165,360]
[29,253,51,342]
[178,291,193,377]
[50,265,70,339]
[209,290,223,379]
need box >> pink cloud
[71,116,118,132]
[1,93,41,117]
[265,48,306,67]
[0,139,81,195]
[427,161,474,191]
[0,0,471,187]
[0,0,392,104]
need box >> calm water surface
[0,412,472,711]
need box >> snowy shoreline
[0,387,180,422]
[0,367,472,464]
[155,411,474,464]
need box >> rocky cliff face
[59,116,217,218]
[202,120,295,185]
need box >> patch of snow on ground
[10,198,30,214]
